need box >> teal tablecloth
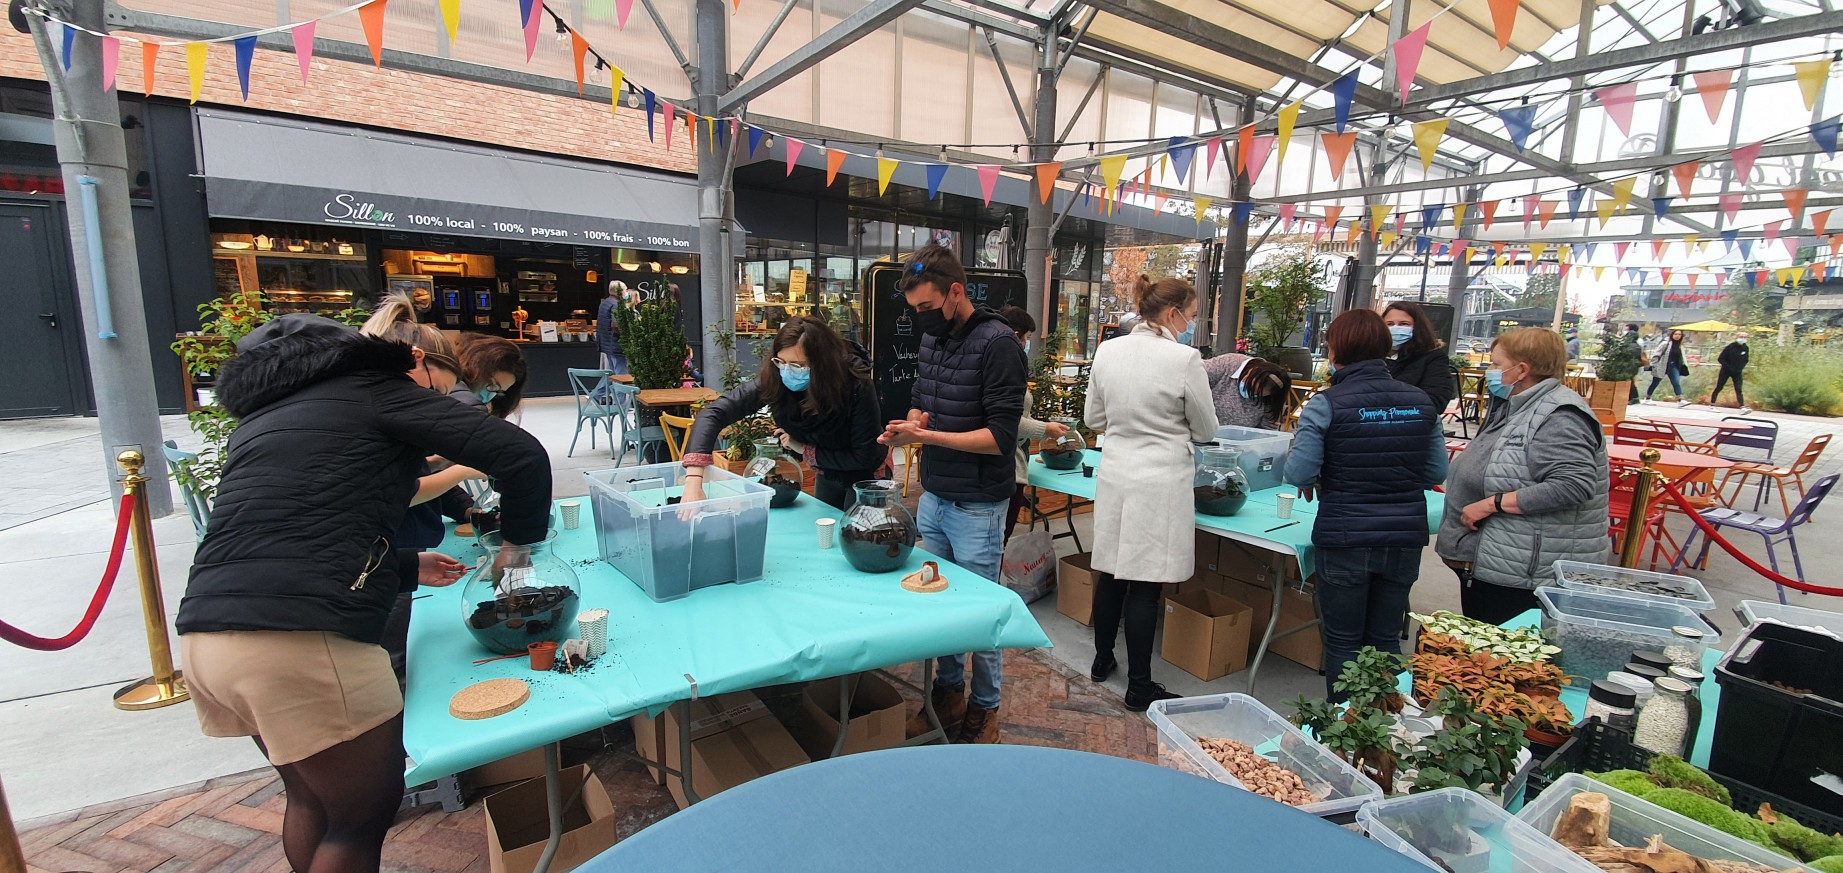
[1024,449,1445,579]
[400,493,1051,785]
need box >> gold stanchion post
[1618,448,1662,569]
[0,774,24,873]
[113,450,189,711]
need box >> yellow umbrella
[1670,319,1739,332]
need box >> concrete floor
[2,397,1840,823]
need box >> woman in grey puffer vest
[1436,328,1610,624]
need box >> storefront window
[211,223,375,317]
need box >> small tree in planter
[1244,245,1326,376]
[614,293,692,391]
[1591,329,1643,421]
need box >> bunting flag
[1566,186,1586,220]
[1451,239,1471,262]
[1688,273,1699,291]
[1321,131,1358,180]
[1370,204,1391,233]
[1422,203,1442,230]
[1731,142,1762,180]
[1345,221,1361,244]
[1331,71,1359,133]
[1778,266,1802,287]
[358,0,387,66]
[1035,162,1060,204]
[1739,238,1754,259]
[141,42,159,97]
[1683,234,1701,254]
[1278,203,1297,228]
[1380,230,1397,248]
[1671,161,1698,199]
[1651,197,1671,219]
[1487,0,1518,50]
[1480,200,1499,230]
[1204,137,1222,179]
[1195,197,1213,225]
[1499,105,1538,153]
[661,102,675,149]
[976,166,1000,206]
[784,137,803,177]
[1492,240,1508,260]
[521,0,541,60]
[1236,126,1253,174]
[1391,22,1431,103]
[1783,188,1808,220]
[1814,209,1832,237]
[1832,234,1843,259]
[292,21,317,82]
[1765,219,1782,243]
[101,36,119,91]
[1416,236,1432,255]
[1521,195,1537,230]
[1719,192,1743,222]
[233,36,257,100]
[1595,197,1617,228]
[438,0,461,41]
[747,127,764,157]
[1720,228,1739,252]
[1660,268,1673,286]
[875,155,898,195]
[1412,119,1448,172]
[1615,241,1630,262]
[1814,117,1840,157]
[570,28,590,93]
[1692,70,1731,123]
[1650,239,1667,260]
[924,164,948,200]
[1234,202,1255,225]
[1393,211,1406,235]
[1245,135,1275,181]
[1276,101,1300,166]
[1154,192,1169,213]
[616,0,634,28]
[1099,154,1127,192]
[184,42,208,104]
[825,148,847,186]
[1610,177,1636,213]
[1781,234,1800,258]
[1166,137,1196,184]
[684,109,696,151]
[1794,60,1828,112]
[643,90,656,140]
[1323,205,1344,230]
[1594,83,1638,136]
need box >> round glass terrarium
[839,480,917,573]
[463,531,582,655]
[1193,445,1250,516]
[744,438,804,508]
[1038,420,1087,470]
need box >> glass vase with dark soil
[1193,445,1250,516]
[839,480,916,573]
[1038,419,1087,470]
[463,531,583,655]
[743,438,804,508]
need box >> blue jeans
[916,491,1006,710]
[1315,546,1421,699]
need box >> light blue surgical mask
[1485,368,1513,399]
[1237,381,1251,401]
[777,362,811,392]
[476,387,498,403]
[1176,319,1196,345]
[1388,325,1414,349]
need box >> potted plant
[718,415,776,472]
[1244,245,1327,378]
[1590,329,1643,421]
[1317,707,1400,794]
[613,292,691,391]
[1334,648,1408,716]
[1518,694,1575,751]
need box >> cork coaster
[450,678,529,720]
[901,562,949,594]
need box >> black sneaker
[1090,653,1118,682]
[1123,681,1180,713]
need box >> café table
[636,386,718,408]
[1608,443,1733,476]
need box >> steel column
[1024,17,1059,333]
[1446,185,1483,339]
[696,0,730,379]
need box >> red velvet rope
[0,493,137,650]
[1656,480,1843,597]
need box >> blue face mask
[777,362,811,392]
[1485,368,1513,399]
[1388,325,1414,349]
[1176,319,1196,345]
[476,388,498,404]
[1237,381,1251,401]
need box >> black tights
[1092,573,1164,690]
[257,715,405,873]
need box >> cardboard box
[1161,590,1254,681]
[630,691,785,786]
[630,690,810,810]
[1216,539,1289,587]
[793,674,907,759]
[466,744,553,791]
[1224,577,1323,671]
[482,765,615,873]
[1194,531,1223,574]
[1057,553,1099,626]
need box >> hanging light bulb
[555,18,570,52]
[762,133,775,150]
[1830,50,1843,79]
[1664,74,1683,103]
[626,90,642,109]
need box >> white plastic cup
[577,608,609,660]
[1275,493,1295,519]
[816,517,837,549]
[559,500,582,530]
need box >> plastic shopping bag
[999,530,1056,604]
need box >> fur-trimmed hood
[216,314,415,418]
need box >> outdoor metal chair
[162,440,211,542]
[608,382,667,467]
[1714,416,1778,464]
[1450,369,1489,438]
[1613,420,1681,447]
[1672,474,1839,604]
[566,368,618,457]
[1720,433,1830,515]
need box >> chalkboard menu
[863,262,1028,421]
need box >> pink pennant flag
[976,165,999,206]
[1594,83,1638,136]
[1614,241,1631,262]
[616,0,634,28]
[1391,22,1431,106]
[1688,273,1699,291]
[1278,203,1297,228]
[100,36,119,92]
[1731,142,1762,181]
[1536,200,1558,228]
[1692,70,1731,124]
[784,138,804,176]
[1765,220,1782,243]
[1522,195,1538,230]
[292,21,316,82]
[1394,212,1406,235]
[1245,135,1276,181]
[1719,193,1743,222]
[523,0,541,61]
[1782,235,1801,258]
[662,103,675,149]
[1204,137,1222,180]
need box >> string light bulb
[626,90,642,109]
[555,18,569,52]
[1831,50,1843,80]
[1664,74,1683,103]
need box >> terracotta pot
[528,641,558,671]
[1523,724,1569,750]
[1516,683,1562,701]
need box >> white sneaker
[1739,406,1753,414]
[1677,400,1691,408]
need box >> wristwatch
[1493,492,1506,512]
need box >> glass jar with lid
[744,438,804,508]
[1634,677,1695,757]
[1664,626,1705,668]
[463,531,582,655]
[1583,680,1638,730]
[839,480,916,573]
[1194,445,1250,516]
[1038,419,1087,470]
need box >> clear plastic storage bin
[1517,772,1817,871]
[584,464,772,602]
[1736,599,1843,639]
[1147,693,1380,819]
[1553,561,1715,611]
[1536,587,1717,686]
[1212,425,1294,493]
[1358,788,1599,873]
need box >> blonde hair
[1491,327,1568,381]
[362,294,460,373]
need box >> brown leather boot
[952,704,1000,744]
[906,683,965,738]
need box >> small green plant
[1332,648,1407,714]
[1596,329,1644,382]
[707,318,750,392]
[1288,695,1342,738]
[1243,245,1326,361]
[614,292,692,390]
[1402,688,1528,794]
[1411,611,1559,663]
[722,415,775,463]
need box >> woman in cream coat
[1084,275,1218,711]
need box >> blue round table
[581,745,1426,872]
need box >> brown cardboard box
[634,691,809,810]
[630,691,788,787]
[466,744,552,791]
[792,673,907,759]
[1224,577,1323,671]
[1216,539,1288,587]
[1057,553,1099,626]
[1161,590,1254,681]
[482,765,616,873]
[1194,531,1223,574]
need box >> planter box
[1587,380,1631,422]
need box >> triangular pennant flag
[1813,118,1840,157]
[876,155,898,195]
[925,164,948,200]
[54,22,74,71]
[1611,177,1636,213]
[1595,83,1638,136]
[1781,234,1800,258]
[101,36,119,92]
[570,28,590,93]
[1234,202,1256,225]
[1422,204,1442,230]
[1595,197,1617,228]
[1651,240,1668,261]
[1719,192,1743,222]
[1099,154,1127,191]
[1720,228,1739,252]
[1154,192,1169,213]
[1816,263,1831,282]
[708,116,720,152]
[1370,204,1391,232]
[1346,221,1362,244]
[292,21,316,82]
[1331,71,1359,134]
[1751,270,1766,287]
[184,42,207,104]
[1499,105,1539,153]
[1480,200,1499,230]
[1246,136,1276,181]
[438,0,461,41]
[1783,188,1807,220]
[1195,197,1214,225]
[1615,241,1631,262]
[1236,126,1253,174]
[1537,200,1558,228]
[233,36,257,100]
[1765,219,1782,243]
[747,126,765,158]
[616,0,634,28]
[141,42,159,97]
[1276,101,1300,166]
[976,166,999,206]
[1204,137,1222,179]
[521,0,541,61]
[359,0,388,67]
[1594,266,1606,281]
[643,90,656,140]
[1672,161,1699,199]
[1492,240,1508,259]
[1452,239,1471,261]
[685,111,697,151]
[1566,187,1586,220]
[1487,0,1519,50]
[1688,273,1699,291]
[1530,241,1550,262]
[1831,234,1843,259]
[1394,212,1406,235]
[1380,230,1398,248]
[1412,119,1448,172]
[1522,195,1537,230]
[1660,268,1673,286]
[1813,209,1831,237]
[1692,70,1731,123]
[1794,60,1828,112]
[1323,206,1344,230]
[784,138,804,176]
[1166,138,1197,184]
[1321,132,1358,180]
[1416,236,1431,255]
[1683,235,1701,254]
[1451,202,1467,232]
[1739,238,1754,259]
[1731,142,1762,181]
[1035,162,1060,204]
[1560,262,1573,278]
[666,104,681,149]
[825,148,847,186]
[1278,203,1298,228]
[1651,196,1672,219]
[1778,266,1801,286]
[1391,22,1432,103]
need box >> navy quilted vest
[1313,358,1437,548]
[913,308,1019,502]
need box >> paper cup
[816,517,837,549]
[559,500,582,530]
[577,608,609,660]
[1275,493,1295,519]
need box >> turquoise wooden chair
[567,368,620,457]
[608,382,667,466]
[162,440,211,542]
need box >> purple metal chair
[1672,473,1839,604]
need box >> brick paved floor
[19,648,1156,872]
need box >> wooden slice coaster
[901,561,949,594]
[450,678,530,720]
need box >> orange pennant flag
[825,148,847,186]
[570,29,589,93]
[141,41,159,97]
[358,0,388,67]
[1236,126,1253,174]
[1671,161,1699,199]
[1536,200,1558,228]
[1035,162,1061,204]
[1783,188,1808,220]
[1487,0,1518,51]
[1480,200,1499,230]
[1651,239,1668,261]
[685,110,697,151]
[1692,70,1731,124]
[1813,209,1832,237]
[1830,234,1843,259]
[1321,132,1358,181]
[1323,206,1344,230]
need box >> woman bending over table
[1202,353,1290,430]
[682,316,885,509]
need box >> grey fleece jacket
[1436,392,1605,564]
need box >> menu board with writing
[864,262,1027,420]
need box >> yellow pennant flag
[1594,266,1606,281]
[1369,204,1391,232]
[1099,154,1128,191]
[1611,177,1636,213]
[608,67,624,117]
[1194,197,1213,224]
[1451,202,1466,232]
[1276,101,1301,166]
[1413,119,1448,173]
[1595,197,1617,228]
[1495,252,1508,268]
[1682,234,1700,254]
[438,0,461,41]
[1794,60,1828,111]
[1346,222,1362,244]
[1558,244,1572,264]
[1380,230,1397,248]
[1530,242,1549,262]
[185,42,208,104]
[876,156,898,195]
[1778,266,1801,286]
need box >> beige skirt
[181,630,403,766]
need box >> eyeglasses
[421,350,463,376]
[772,357,809,371]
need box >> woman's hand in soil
[418,552,467,587]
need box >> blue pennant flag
[519,0,537,25]
[1567,187,1586,220]
[1738,238,1754,260]
[1813,117,1840,158]
[234,36,258,101]
[747,126,765,158]
[715,118,730,151]
[1233,202,1255,225]
[1331,71,1360,134]
[1421,203,1442,229]
[60,23,75,71]
[1416,236,1432,255]
[1651,197,1672,219]
[643,90,656,141]
[925,164,948,200]
[1498,105,1538,153]
[1720,228,1739,253]
[1744,270,1758,288]
[1167,137,1198,183]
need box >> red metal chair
[1612,420,1681,448]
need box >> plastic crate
[1712,622,1843,816]
[1213,425,1293,493]
[1536,587,1717,687]
[1736,600,1843,640]
[1518,772,1816,871]
[583,464,772,603]
[1357,788,1599,873]
[1523,717,1843,836]
[1552,560,1715,612]
[1147,693,1380,820]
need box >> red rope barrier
[0,492,137,650]
[1656,480,1843,597]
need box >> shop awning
[195,109,714,252]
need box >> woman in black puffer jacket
[175,314,550,873]
[1383,301,1456,414]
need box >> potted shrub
[1590,329,1642,421]
[1244,245,1326,378]
[614,292,691,391]
[1334,648,1409,716]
